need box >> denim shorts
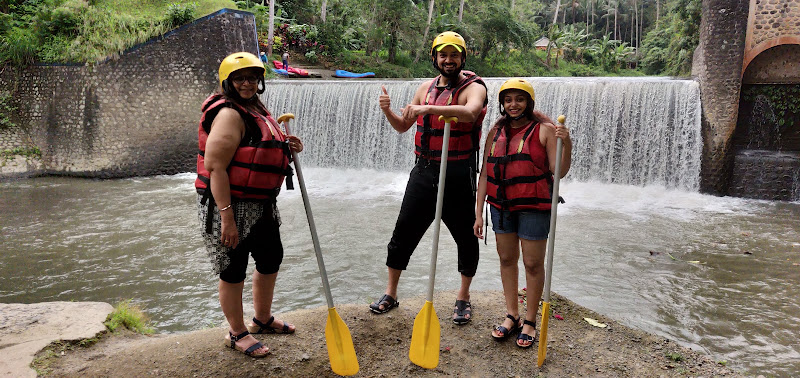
[490,206,551,241]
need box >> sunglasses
[230,75,260,84]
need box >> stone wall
[0,9,259,179]
[693,0,750,195]
[728,150,800,200]
[743,0,800,71]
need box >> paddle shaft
[282,120,335,309]
[425,120,452,302]
[542,137,562,303]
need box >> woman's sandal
[453,300,472,325]
[516,319,537,348]
[369,294,399,314]
[247,315,296,334]
[492,314,521,340]
[224,330,269,358]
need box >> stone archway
[729,44,800,200]
[695,0,800,200]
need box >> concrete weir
[2,3,800,200]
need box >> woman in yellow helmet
[196,52,304,358]
[473,78,572,348]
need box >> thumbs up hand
[379,85,391,112]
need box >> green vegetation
[0,0,235,65]
[741,85,800,127]
[665,352,685,362]
[0,90,16,130]
[240,0,698,77]
[104,300,155,334]
[1,0,700,76]
[1,146,42,161]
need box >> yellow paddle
[277,113,359,376]
[537,114,566,367]
[409,115,457,369]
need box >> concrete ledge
[0,301,113,378]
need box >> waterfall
[261,77,702,191]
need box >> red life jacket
[486,121,553,212]
[415,71,487,161]
[195,94,293,201]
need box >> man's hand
[379,85,391,112]
[401,104,427,121]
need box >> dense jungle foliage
[0,0,701,77]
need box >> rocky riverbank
[20,290,744,377]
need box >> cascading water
[261,77,702,191]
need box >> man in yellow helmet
[372,31,487,325]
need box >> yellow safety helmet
[498,78,535,102]
[430,31,466,56]
[218,52,265,86]
[498,78,535,120]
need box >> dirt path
[34,290,741,377]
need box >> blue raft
[334,69,376,78]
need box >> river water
[2,77,799,375]
[1,172,798,376]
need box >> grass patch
[665,352,684,362]
[104,300,155,334]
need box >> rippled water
[1,171,799,376]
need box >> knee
[497,251,518,267]
[522,260,544,276]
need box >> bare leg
[250,270,294,332]
[457,274,472,302]
[370,267,402,312]
[219,279,269,354]
[518,238,547,346]
[492,233,523,337]
[386,267,401,299]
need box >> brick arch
[743,37,800,75]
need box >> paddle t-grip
[438,115,458,124]
[277,113,296,129]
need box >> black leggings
[219,214,284,283]
[386,159,479,277]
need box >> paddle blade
[409,301,440,369]
[325,308,359,376]
[537,301,551,367]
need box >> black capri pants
[220,212,284,283]
[386,158,480,277]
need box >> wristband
[219,204,232,212]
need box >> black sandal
[516,319,537,348]
[453,300,472,325]
[369,294,399,314]
[224,330,269,358]
[492,314,521,340]
[247,315,295,334]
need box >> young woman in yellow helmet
[473,78,572,348]
[196,52,304,358]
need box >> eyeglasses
[230,75,259,84]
